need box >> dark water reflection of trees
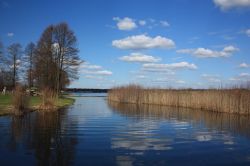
[8,109,78,166]
[108,101,250,139]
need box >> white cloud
[136,75,147,79]
[80,62,112,76]
[239,62,250,68]
[80,62,102,70]
[202,74,221,83]
[82,70,112,76]
[7,32,14,37]
[112,34,175,50]
[119,52,161,63]
[246,29,250,37]
[177,45,238,58]
[213,0,250,10]
[139,20,146,26]
[176,80,186,84]
[85,75,104,80]
[113,17,137,31]
[240,73,250,77]
[142,62,197,72]
[160,21,170,27]
[230,73,250,81]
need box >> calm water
[0,95,250,166]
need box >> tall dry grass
[39,88,57,110]
[11,86,29,115]
[108,85,250,115]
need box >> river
[0,94,250,165]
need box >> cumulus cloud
[239,62,250,68]
[7,32,14,37]
[213,0,250,10]
[113,17,137,31]
[112,34,175,50]
[142,62,197,73]
[119,52,161,63]
[177,45,238,58]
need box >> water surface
[0,95,250,165]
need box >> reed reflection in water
[108,101,250,165]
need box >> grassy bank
[0,94,75,116]
[108,85,250,115]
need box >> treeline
[108,85,250,115]
[64,88,109,93]
[0,22,82,95]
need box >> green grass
[0,94,12,115]
[0,94,75,116]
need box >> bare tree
[34,25,55,90]
[53,23,81,95]
[0,41,4,70]
[24,42,36,88]
[0,41,4,88]
[7,43,22,88]
[34,23,81,94]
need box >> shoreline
[0,95,75,116]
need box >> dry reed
[39,88,57,110]
[108,85,250,115]
[11,86,29,115]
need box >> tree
[34,25,56,90]
[34,23,81,94]
[24,42,36,88]
[0,41,3,88]
[53,23,81,95]
[7,43,22,88]
[0,41,4,71]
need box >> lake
[0,94,250,166]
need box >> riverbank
[0,94,75,116]
[108,85,250,115]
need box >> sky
[0,0,250,89]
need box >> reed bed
[108,85,250,115]
[11,86,29,115]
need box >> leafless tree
[53,23,81,95]
[34,23,81,94]
[34,25,55,90]
[24,42,36,88]
[7,43,22,88]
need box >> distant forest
[64,88,109,93]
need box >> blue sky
[0,0,250,88]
